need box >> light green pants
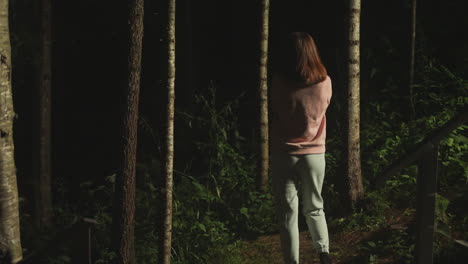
[271,152,329,264]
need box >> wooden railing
[373,106,468,264]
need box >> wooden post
[415,143,438,264]
[71,218,97,264]
[84,218,97,264]
[87,227,92,264]
[71,222,87,264]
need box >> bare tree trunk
[347,0,364,206]
[34,0,53,229]
[409,0,417,119]
[257,0,270,192]
[162,0,176,263]
[112,0,144,263]
[0,0,23,262]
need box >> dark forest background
[7,0,468,263]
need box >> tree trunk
[162,0,176,263]
[0,0,23,262]
[257,0,270,192]
[347,0,364,206]
[112,0,144,263]
[409,0,417,119]
[34,0,53,229]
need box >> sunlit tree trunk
[347,0,364,206]
[34,0,53,229]
[112,0,144,263]
[409,0,417,119]
[257,0,270,192]
[0,0,23,262]
[162,0,176,263]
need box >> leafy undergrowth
[21,58,466,263]
[239,208,415,264]
[238,202,468,264]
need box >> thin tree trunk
[258,0,270,192]
[0,0,23,262]
[162,0,176,263]
[112,0,144,263]
[409,0,417,119]
[347,0,364,206]
[34,0,53,229]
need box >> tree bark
[257,0,270,192]
[34,0,53,229]
[162,0,176,263]
[347,0,364,206]
[0,0,23,262]
[112,0,144,263]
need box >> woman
[270,32,332,264]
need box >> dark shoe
[319,252,332,264]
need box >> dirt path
[240,227,402,264]
[241,231,321,264]
[240,209,414,263]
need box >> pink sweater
[271,75,332,155]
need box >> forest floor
[239,209,415,264]
[240,229,386,264]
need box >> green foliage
[19,55,467,263]
[328,55,467,263]
[360,55,467,187]
[168,85,276,263]
[360,229,414,264]
[435,194,451,225]
[330,190,392,232]
[20,84,274,263]
[205,241,244,264]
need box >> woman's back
[271,75,332,155]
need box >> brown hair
[274,32,327,85]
